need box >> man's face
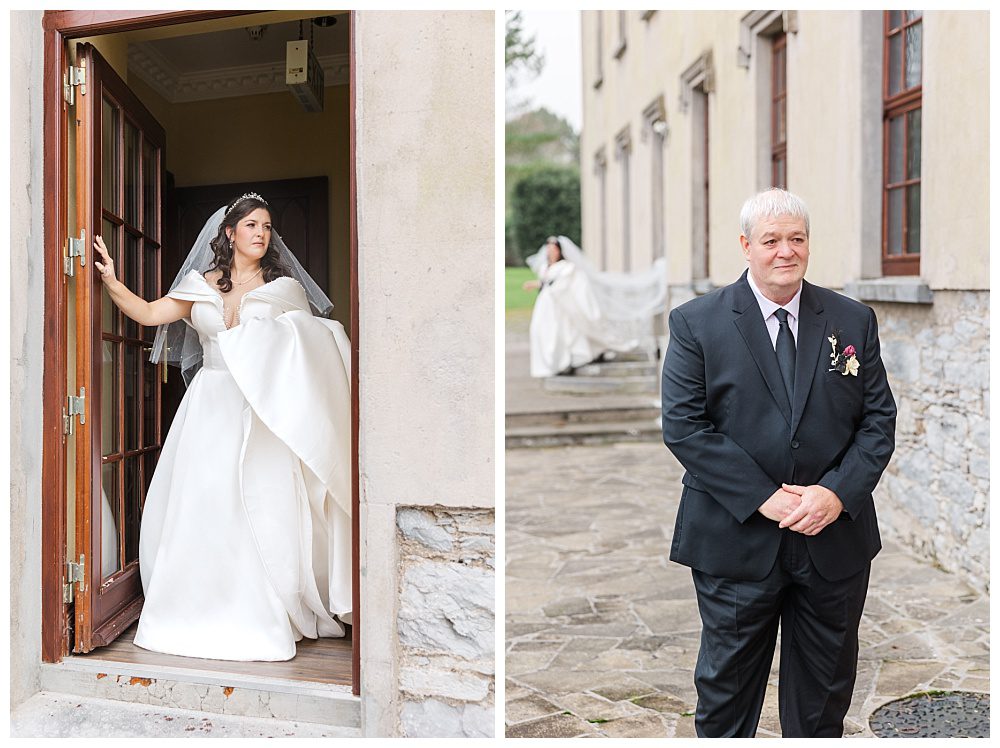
[740,214,809,301]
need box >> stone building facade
[10,9,494,737]
[580,10,988,589]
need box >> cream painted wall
[581,10,990,292]
[355,9,494,736]
[10,9,46,710]
[787,11,864,288]
[922,11,990,291]
[72,32,352,325]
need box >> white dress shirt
[746,271,801,350]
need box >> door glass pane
[101,98,119,214]
[124,120,140,227]
[906,184,921,255]
[143,141,158,240]
[101,461,121,581]
[773,155,786,190]
[888,32,902,96]
[907,108,921,179]
[101,219,119,335]
[905,23,922,90]
[143,360,157,448]
[888,11,902,30]
[102,341,119,456]
[143,243,159,342]
[777,47,785,93]
[124,344,140,452]
[124,457,141,565]
[887,188,903,255]
[124,233,140,339]
[776,100,786,144]
[143,450,158,500]
[905,10,922,22]
[888,115,904,184]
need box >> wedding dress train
[133,270,352,661]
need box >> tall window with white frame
[614,10,627,58]
[882,10,922,276]
[594,12,604,88]
[692,84,710,282]
[595,148,608,270]
[616,129,632,271]
[771,31,787,188]
[643,98,667,261]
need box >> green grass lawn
[506,266,538,312]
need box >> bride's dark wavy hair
[207,194,288,293]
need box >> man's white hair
[740,188,810,240]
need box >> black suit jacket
[661,271,896,581]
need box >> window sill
[843,277,933,305]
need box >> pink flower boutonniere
[828,330,860,376]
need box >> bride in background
[523,235,668,378]
[93,192,351,661]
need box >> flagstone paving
[504,442,990,738]
[504,316,989,739]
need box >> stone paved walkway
[504,317,989,738]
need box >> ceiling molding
[128,41,349,103]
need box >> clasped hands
[758,483,843,536]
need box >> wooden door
[72,42,166,652]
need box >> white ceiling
[128,15,350,103]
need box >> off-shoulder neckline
[191,269,295,299]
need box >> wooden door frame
[40,10,362,697]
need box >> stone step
[574,360,658,378]
[506,404,660,429]
[543,374,658,395]
[506,418,662,448]
[39,657,361,733]
[11,692,356,738]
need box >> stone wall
[396,507,495,738]
[873,291,989,591]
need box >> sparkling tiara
[225,192,268,216]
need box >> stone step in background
[575,360,659,378]
[506,419,662,448]
[506,313,663,447]
[543,374,658,396]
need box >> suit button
[791,440,800,449]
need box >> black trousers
[690,531,870,738]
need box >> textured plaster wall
[10,9,46,709]
[355,10,494,738]
[921,11,989,291]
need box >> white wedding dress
[133,270,352,661]
[529,260,638,378]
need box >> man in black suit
[661,189,896,737]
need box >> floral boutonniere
[827,329,860,376]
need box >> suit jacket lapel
[732,273,792,426]
[790,280,828,435]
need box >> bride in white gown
[523,236,669,378]
[93,192,351,661]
